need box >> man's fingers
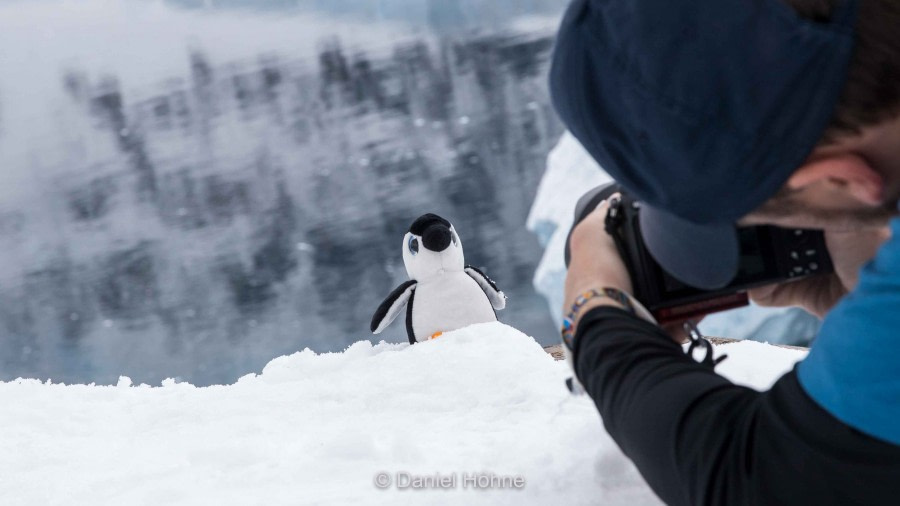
[569,199,608,249]
[565,192,634,300]
[747,275,847,318]
[747,283,786,307]
[571,194,618,245]
[568,195,622,271]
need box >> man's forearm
[573,305,900,506]
[573,306,756,505]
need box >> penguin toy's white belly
[411,272,497,341]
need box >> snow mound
[0,322,804,505]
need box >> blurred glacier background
[0,0,569,385]
[0,0,819,386]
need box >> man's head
[550,0,900,288]
[743,0,900,231]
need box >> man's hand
[564,197,694,342]
[749,227,891,318]
[565,197,633,304]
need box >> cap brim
[638,205,739,290]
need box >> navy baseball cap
[550,0,857,289]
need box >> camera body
[565,184,834,323]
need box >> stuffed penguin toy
[370,213,506,344]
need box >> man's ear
[787,153,885,206]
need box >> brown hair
[785,0,900,143]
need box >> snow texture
[527,132,822,345]
[0,321,805,505]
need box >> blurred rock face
[0,6,565,385]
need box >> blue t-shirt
[798,216,900,446]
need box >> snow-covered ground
[527,132,822,345]
[0,322,805,505]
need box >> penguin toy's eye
[408,236,419,255]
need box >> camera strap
[603,194,726,370]
[603,194,636,274]
[683,321,728,369]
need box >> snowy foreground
[0,322,805,506]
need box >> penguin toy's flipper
[465,265,506,310]
[371,280,418,334]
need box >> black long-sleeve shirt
[573,306,900,506]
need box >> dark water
[0,10,567,385]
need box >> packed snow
[0,321,806,505]
[527,132,822,345]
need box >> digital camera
[565,183,834,323]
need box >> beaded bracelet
[561,287,635,349]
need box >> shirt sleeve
[572,306,758,506]
[573,306,900,506]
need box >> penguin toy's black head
[403,213,464,280]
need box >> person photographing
[551,0,900,504]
